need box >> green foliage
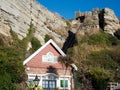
[108,34,120,45]
[88,31,110,45]
[0,46,25,89]
[77,35,89,45]
[87,50,119,70]
[66,20,71,30]
[67,48,74,55]
[44,34,51,42]
[76,31,119,47]
[0,23,42,89]
[90,68,109,90]
[20,23,35,49]
[58,56,74,69]
[90,68,110,80]
[111,46,120,64]
[68,30,120,89]
[10,26,19,41]
[10,26,21,47]
[0,72,15,90]
[0,46,25,82]
[31,37,42,52]
[29,80,35,89]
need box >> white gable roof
[23,39,66,65]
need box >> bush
[0,72,15,90]
[0,46,25,89]
[111,46,120,64]
[88,50,119,69]
[77,35,89,45]
[88,31,119,46]
[44,34,51,42]
[66,20,71,30]
[31,37,42,52]
[90,68,109,90]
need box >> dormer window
[42,52,58,63]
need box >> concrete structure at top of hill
[75,8,100,31]
[75,8,120,35]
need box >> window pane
[53,81,55,88]
[60,80,68,88]
[65,80,68,87]
[42,80,49,88]
[60,80,63,87]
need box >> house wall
[28,73,73,90]
[25,43,74,90]
[26,67,71,76]
[26,44,63,68]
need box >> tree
[0,46,25,89]
[58,55,74,90]
[90,68,110,90]
[44,34,51,42]
[31,37,42,52]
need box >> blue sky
[37,0,120,19]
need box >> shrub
[66,20,71,30]
[88,31,118,46]
[76,35,89,45]
[0,46,25,89]
[88,50,119,69]
[31,37,42,52]
[0,72,15,90]
[44,34,51,42]
[90,68,109,90]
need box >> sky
[37,0,120,19]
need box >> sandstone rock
[104,8,120,35]
[0,0,67,45]
[74,8,120,36]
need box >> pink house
[23,39,74,90]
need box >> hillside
[64,8,120,90]
[0,0,120,90]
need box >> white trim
[71,63,78,71]
[42,52,58,63]
[59,77,71,89]
[23,39,66,65]
[28,73,59,79]
[28,73,71,78]
[27,73,71,90]
[59,75,71,78]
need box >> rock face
[0,0,67,45]
[103,8,120,35]
[75,8,120,35]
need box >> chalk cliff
[0,0,67,45]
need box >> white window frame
[42,52,58,63]
[59,77,70,89]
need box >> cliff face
[103,8,120,34]
[75,8,120,35]
[0,0,67,45]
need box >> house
[23,39,74,90]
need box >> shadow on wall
[46,66,58,75]
[62,30,76,53]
